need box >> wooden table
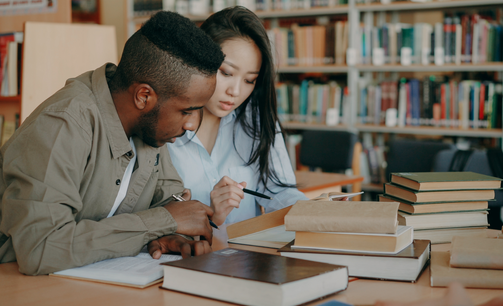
[1,226,502,306]
[295,171,364,199]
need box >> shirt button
[213,179,216,183]
[116,179,121,185]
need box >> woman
[168,6,308,225]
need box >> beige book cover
[284,201,399,234]
[450,236,503,270]
[430,251,503,289]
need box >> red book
[479,83,485,120]
[0,33,15,87]
[450,80,455,123]
[440,84,446,120]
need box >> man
[0,11,225,275]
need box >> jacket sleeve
[0,111,177,275]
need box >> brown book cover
[378,194,489,214]
[430,251,503,289]
[384,183,495,203]
[279,239,430,282]
[293,225,413,254]
[450,236,503,269]
[390,171,502,191]
[284,200,399,234]
[161,248,348,306]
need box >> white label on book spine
[434,47,445,66]
[400,47,412,66]
[372,48,385,66]
[326,108,339,126]
[346,48,357,66]
[385,108,398,127]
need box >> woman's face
[204,37,262,118]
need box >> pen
[172,194,219,229]
[243,188,273,200]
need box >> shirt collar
[174,110,237,147]
[92,63,132,159]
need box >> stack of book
[381,171,501,244]
[430,236,503,289]
[279,200,430,282]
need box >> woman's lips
[219,101,234,111]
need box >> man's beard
[138,103,161,148]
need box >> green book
[390,171,502,191]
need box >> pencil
[243,188,273,200]
[172,194,219,229]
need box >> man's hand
[148,235,212,259]
[163,200,214,244]
[210,176,246,226]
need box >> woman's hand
[210,176,246,225]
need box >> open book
[51,252,182,288]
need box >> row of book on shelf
[48,171,503,303]
[133,0,349,17]
[276,76,503,129]
[0,32,23,97]
[267,10,503,67]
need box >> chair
[433,148,503,230]
[385,139,455,182]
[297,130,362,200]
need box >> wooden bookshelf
[357,0,503,12]
[278,65,349,73]
[355,124,503,138]
[357,63,503,72]
[282,122,353,131]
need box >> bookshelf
[0,1,71,129]
[125,0,503,145]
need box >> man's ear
[133,83,158,111]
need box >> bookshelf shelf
[256,6,348,18]
[132,6,349,24]
[282,122,354,131]
[282,122,502,138]
[356,0,503,12]
[0,96,21,103]
[356,63,503,72]
[355,124,503,138]
[278,65,349,73]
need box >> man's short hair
[110,11,224,100]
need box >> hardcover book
[293,225,413,254]
[384,183,495,203]
[397,211,488,230]
[378,194,489,214]
[390,171,502,191]
[161,248,348,306]
[279,239,430,282]
[284,200,399,234]
[413,226,487,244]
[450,236,503,270]
[430,251,503,289]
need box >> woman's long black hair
[200,6,294,191]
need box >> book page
[228,225,295,249]
[53,253,182,286]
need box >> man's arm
[0,111,178,275]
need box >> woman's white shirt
[167,109,308,224]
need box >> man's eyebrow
[184,106,204,111]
